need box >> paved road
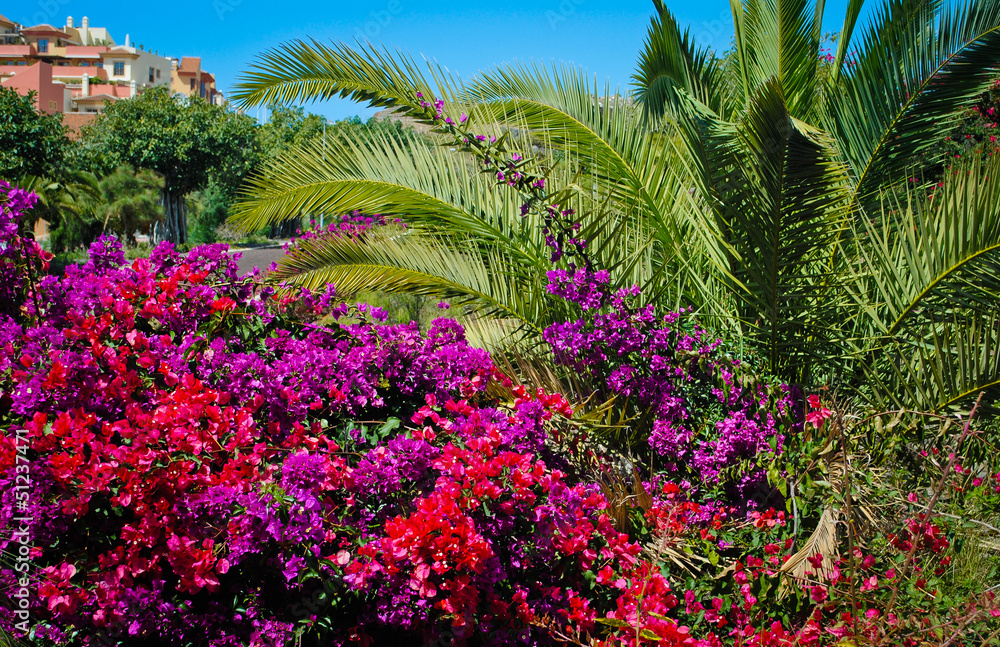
[227,246,286,276]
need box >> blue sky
[10,0,870,122]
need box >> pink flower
[809,585,828,603]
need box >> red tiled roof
[178,56,201,73]
[63,113,97,140]
[64,46,108,58]
[21,24,72,38]
[0,13,15,28]
[74,92,119,103]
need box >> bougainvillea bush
[1,178,999,647]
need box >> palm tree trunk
[269,215,302,239]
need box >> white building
[100,35,171,91]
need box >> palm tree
[231,0,1000,413]
[20,172,103,253]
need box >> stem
[885,392,984,615]
[20,234,41,323]
[838,408,859,640]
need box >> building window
[156,69,161,79]
[81,61,90,67]
[48,100,58,110]
[189,78,195,91]
[38,39,48,53]
[113,61,124,76]
[149,66,154,83]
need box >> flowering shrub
[2,156,999,647]
[0,181,52,321]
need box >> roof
[21,24,73,39]
[63,113,97,140]
[63,46,108,58]
[177,56,201,73]
[0,13,15,28]
[73,92,119,103]
[102,47,140,59]
[200,73,215,84]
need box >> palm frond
[862,311,1000,413]
[828,0,1000,203]
[232,129,536,253]
[711,80,853,376]
[853,155,1000,338]
[738,0,825,121]
[271,228,557,341]
[464,62,724,307]
[233,39,460,115]
[633,0,733,120]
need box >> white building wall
[102,48,171,89]
[133,48,171,88]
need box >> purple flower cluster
[0,181,47,319]
[543,268,794,506]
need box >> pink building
[1,61,64,114]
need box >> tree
[0,87,67,180]
[81,86,259,244]
[258,103,326,159]
[18,171,103,253]
[230,0,1000,413]
[97,165,164,243]
[188,181,230,244]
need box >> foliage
[2,178,997,645]
[0,88,67,181]
[188,181,232,244]
[96,165,164,243]
[82,87,260,199]
[257,103,327,160]
[231,0,1000,418]
[80,87,260,244]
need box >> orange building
[170,57,223,105]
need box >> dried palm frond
[595,461,654,533]
[779,506,841,593]
[644,527,712,577]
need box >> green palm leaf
[713,80,853,375]
[271,227,557,346]
[862,311,1000,412]
[633,0,733,119]
[233,39,457,116]
[828,0,1000,204]
[854,155,1000,338]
